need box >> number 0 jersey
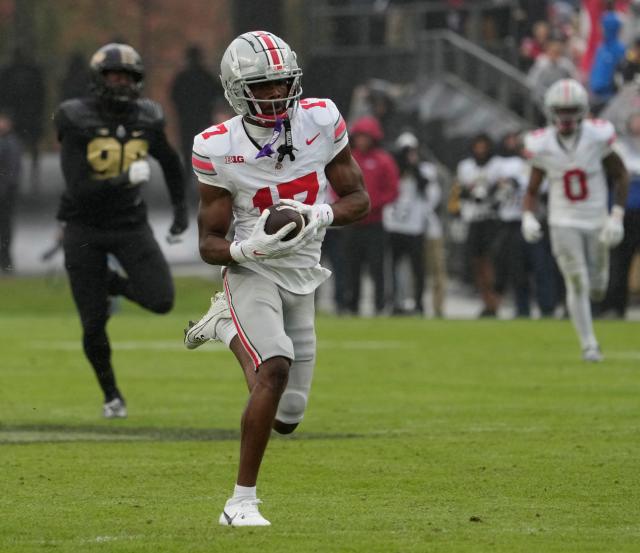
[523,119,617,230]
[192,98,349,294]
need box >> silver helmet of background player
[544,78,589,135]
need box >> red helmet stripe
[255,31,282,68]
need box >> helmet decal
[253,31,284,71]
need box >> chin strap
[253,116,297,165]
[277,118,297,163]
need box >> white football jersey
[493,155,528,222]
[192,98,349,294]
[382,162,433,236]
[456,156,503,223]
[524,119,616,230]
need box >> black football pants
[388,231,425,313]
[63,221,174,401]
[344,222,386,314]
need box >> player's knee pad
[276,389,308,425]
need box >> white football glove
[128,159,151,185]
[166,202,189,245]
[521,211,543,243]
[279,199,334,229]
[229,209,320,263]
[599,205,625,248]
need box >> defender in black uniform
[55,43,188,418]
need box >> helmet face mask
[90,43,144,106]
[243,76,300,121]
[220,31,303,124]
[544,79,589,136]
[550,106,585,135]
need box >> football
[264,203,306,241]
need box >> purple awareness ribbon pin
[255,118,283,159]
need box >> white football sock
[233,484,257,501]
[215,319,237,347]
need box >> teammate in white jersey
[521,79,628,361]
[187,31,369,526]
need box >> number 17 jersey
[523,119,617,230]
[192,98,349,294]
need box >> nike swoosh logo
[306,132,320,145]
[223,510,236,525]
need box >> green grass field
[1,277,639,552]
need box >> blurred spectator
[589,10,626,111]
[0,110,22,274]
[421,149,446,318]
[527,38,577,106]
[520,21,551,70]
[599,112,640,318]
[617,35,640,83]
[383,131,428,315]
[0,47,45,193]
[549,0,580,40]
[365,80,406,149]
[345,116,399,315]
[170,45,219,195]
[519,0,549,24]
[491,132,531,318]
[321,185,349,314]
[59,51,91,101]
[454,133,502,317]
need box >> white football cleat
[219,498,271,527]
[184,292,231,350]
[103,397,127,419]
[582,346,604,363]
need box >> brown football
[264,203,306,241]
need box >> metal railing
[417,30,537,124]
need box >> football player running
[521,79,628,361]
[55,44,187,419]
[187,31,369,526]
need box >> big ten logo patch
[224,155,245,164]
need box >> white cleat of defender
[103,397,127,419]
[219,498,271,527]
[184,292,230,350]
[582,346,604,363]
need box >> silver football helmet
[544,79,589,135]
[220,31,303,123]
